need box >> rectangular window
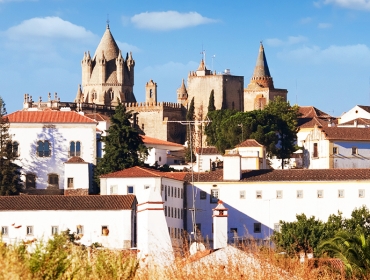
[101,226,109,236]
[297,190,303,199]
[313,143,318,158]
[254,223,261,233]
[26,226,33,235]
[171,207,173,218]
[317,190,323,198]
[338,189,345,198]
[165,206,167,216]
[181,209,183,219]
[110,185,118,194]
[200,191,207,200]
[174,187,177,198]
[333,147,338,154]
[174,208,177,219]
[359,189,365,198]
[240,190,246,199]
[165,186,167,201]
[77,225,84,235]
[256,191,262,199]
[127,186,134,194]
[171,186,173,197]
[210,189,219,203]
[276,190,283,199]
[1,226,8,236]
[37,140,51,157]
[178,208,180,219]
[51,226,58,235]
[352,147,358,155]
[181,188,183,199]
[178,188,180,198]
[274,223,280,232]
[67,178,74,189]
[168,186,170,196]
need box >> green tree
[264,97,300,169]
[185,97,195,162]
[96,103,148,178]
[272,214,325,256]
[320,231,370,278]
[207,90,216,112]
[0,97,22,195]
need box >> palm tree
[320,231,370,278]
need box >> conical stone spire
[93,25,119,61]
[250,43,274,89]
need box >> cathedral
[21,25,287,146]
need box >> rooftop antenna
[200,44,206,66]
[212,55,216,72]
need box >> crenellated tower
[145,79,157,104]
[76,24,136,106]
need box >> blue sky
[1,0,370,116]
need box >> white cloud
[278,44,370,65]
[300,17,312,24]
[130,11,217,31]
[322,0,370,10]
[318,22,332,28]
[265,36,308,47]
[116,40,140,53]
[5,17,96,41]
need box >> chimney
[223,149,241,180]
[213,200,228,249]
[354,120,358,127]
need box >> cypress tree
[185,97,195,162]
[0,97,22,195]
[96,103,148,177]
[208,90,216,112]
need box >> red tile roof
[100,166,188,181]
[65,157,86,163]
[84,113,111,122]
[298,106,333,119]
[321,127,370,141]
[0,195,135,210]
[236,139,262,147]
[196,147,220,155]
[141,135,184,148]
[338,118,370,126]
[6,111,97,123]
[299,117,333,128]
[183,169,370,182]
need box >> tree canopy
[96,103,148,178]
[185,97,195,162]
[204,97,300,166]
[0,97,22,195]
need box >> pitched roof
[196,147,221,155]
[358,105,370,113]
[184,169,370,183]
[93,25,120,62]
[320,127,370,140]
[298,106,333,119]
[298,116,333,128]
[141,135,184,148]
[84,113,111,122]
[252,43,271,78]
[100,166,188,181]
[0,195,135,210]
[338,118,370,126]
[6,111,97,124]
[236,139,262,147]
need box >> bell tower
[145,79,157,104]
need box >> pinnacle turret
[249,43,274,88]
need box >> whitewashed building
[7,109,97,192]
[0,195,136,249]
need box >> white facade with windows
[7,110,97,190]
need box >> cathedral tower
[244,43,287,111]
[145,79,157,104]
[76,25,137,106]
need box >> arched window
[25,174,36,189]
[37,141,50,157]
[69,141,81,157]
[48,174,59,188]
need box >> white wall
[339,105,370,124]
[10,122,96,190]
[0,209,133,249]
[187,180,370,242]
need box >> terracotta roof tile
[236,139,262,147]
[6,111,97,124]
[196,147,220,155]
[298,117,333,128]
[100,166,188,181]
[338,118,370,126]
[84,113,111,122]
[358,105,370,113]
[65,157,86,163]
[0,195,135,210]
[184,169,370,182]
[321,127,370,140]
[141,135,183,148]
[298,106,333,119]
